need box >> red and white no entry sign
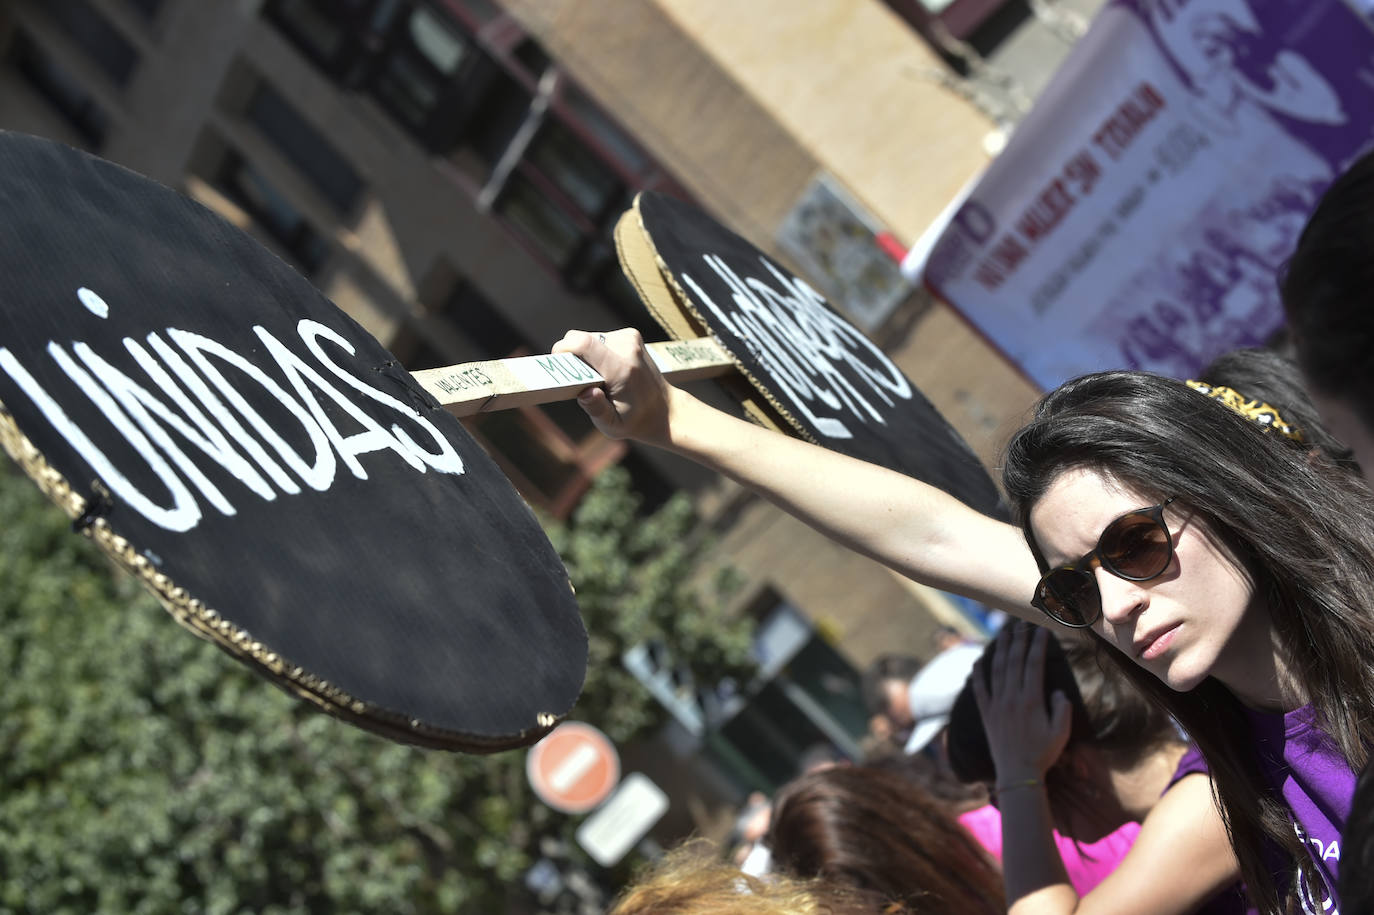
[526,721,620,814]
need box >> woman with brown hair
[766,765,1005,915]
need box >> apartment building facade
[0,0,1095,840]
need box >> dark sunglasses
[1031,498,1176,628]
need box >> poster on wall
[924,0,1374,390]
[775,174,910,333]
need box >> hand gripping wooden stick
[408,336,735,417]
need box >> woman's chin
[1145,657,1207,693]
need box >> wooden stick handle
[408,337,735,417]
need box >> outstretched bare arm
[553,328,1043,620]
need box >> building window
[245,82,364,214]
[464,73,532,167]
[368,5,468,132]
[262,0,379,83]
[262,0,682,334]
[596,263,654,327]
[467,409,584,503]
[625,591,866,789]
[451,0,503,27]
[464,405,625,519]
[215,150,330,274]
[559,84,652,178]
[496,173,586,270]
[370,4,528,154]
[264,0,525,154]
[615,448,676,514]
[492,121,635,307]
[525,120,623,222]
[707,596,868,792]
[880,0,1021,48]
[39,0,140,87]
[7,31,109,149]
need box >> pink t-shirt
[957,804,1142,895]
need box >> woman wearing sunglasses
[995,369,1374,913]
[554,329,1373,912]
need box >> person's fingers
[1010,621,1041,692]
[989,626,1018,694]
[552,330,608,411]
[1047,689,1072,738]
[586,327,644,362]
[554,328,625,362]
[576,385,615,423]
[552,329,594,357]
[970,658,992,716]
[553,327,670,445]
[554,328,650,376]
[1023,625,1049,693]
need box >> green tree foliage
[0,463,751,913]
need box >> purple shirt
[1247,704,1355,913]
[1170,743,1209,785]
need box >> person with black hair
[554,329,1370,912]
[1340,760,1374,915]
[868,692,1145,899]
[861,654,924,748]
[1280,146,1374,477]
[1191,347,1358,474]
[949,622,1247,914]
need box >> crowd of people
[586,149,1374,914]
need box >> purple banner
[925,0,1374,389]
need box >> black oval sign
[0,132,586,752]
[634,191,1007,521]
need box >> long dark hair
[1002,370,1374,914]
[767,765,1004,915]
[1340,759,1374,915]
[1279,149,1374,428]
[1202,347,1358,473]
[946,626,1182,839]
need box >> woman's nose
[1096,566,1147,625]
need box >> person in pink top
[951,624,1249,913]
[955,799,1141,897]
[894,637,1143,896]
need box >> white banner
[925,0,1374,389]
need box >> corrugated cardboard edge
[614,195,791,435]
[0,398,558,753]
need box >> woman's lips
[1137,624,1180,661]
